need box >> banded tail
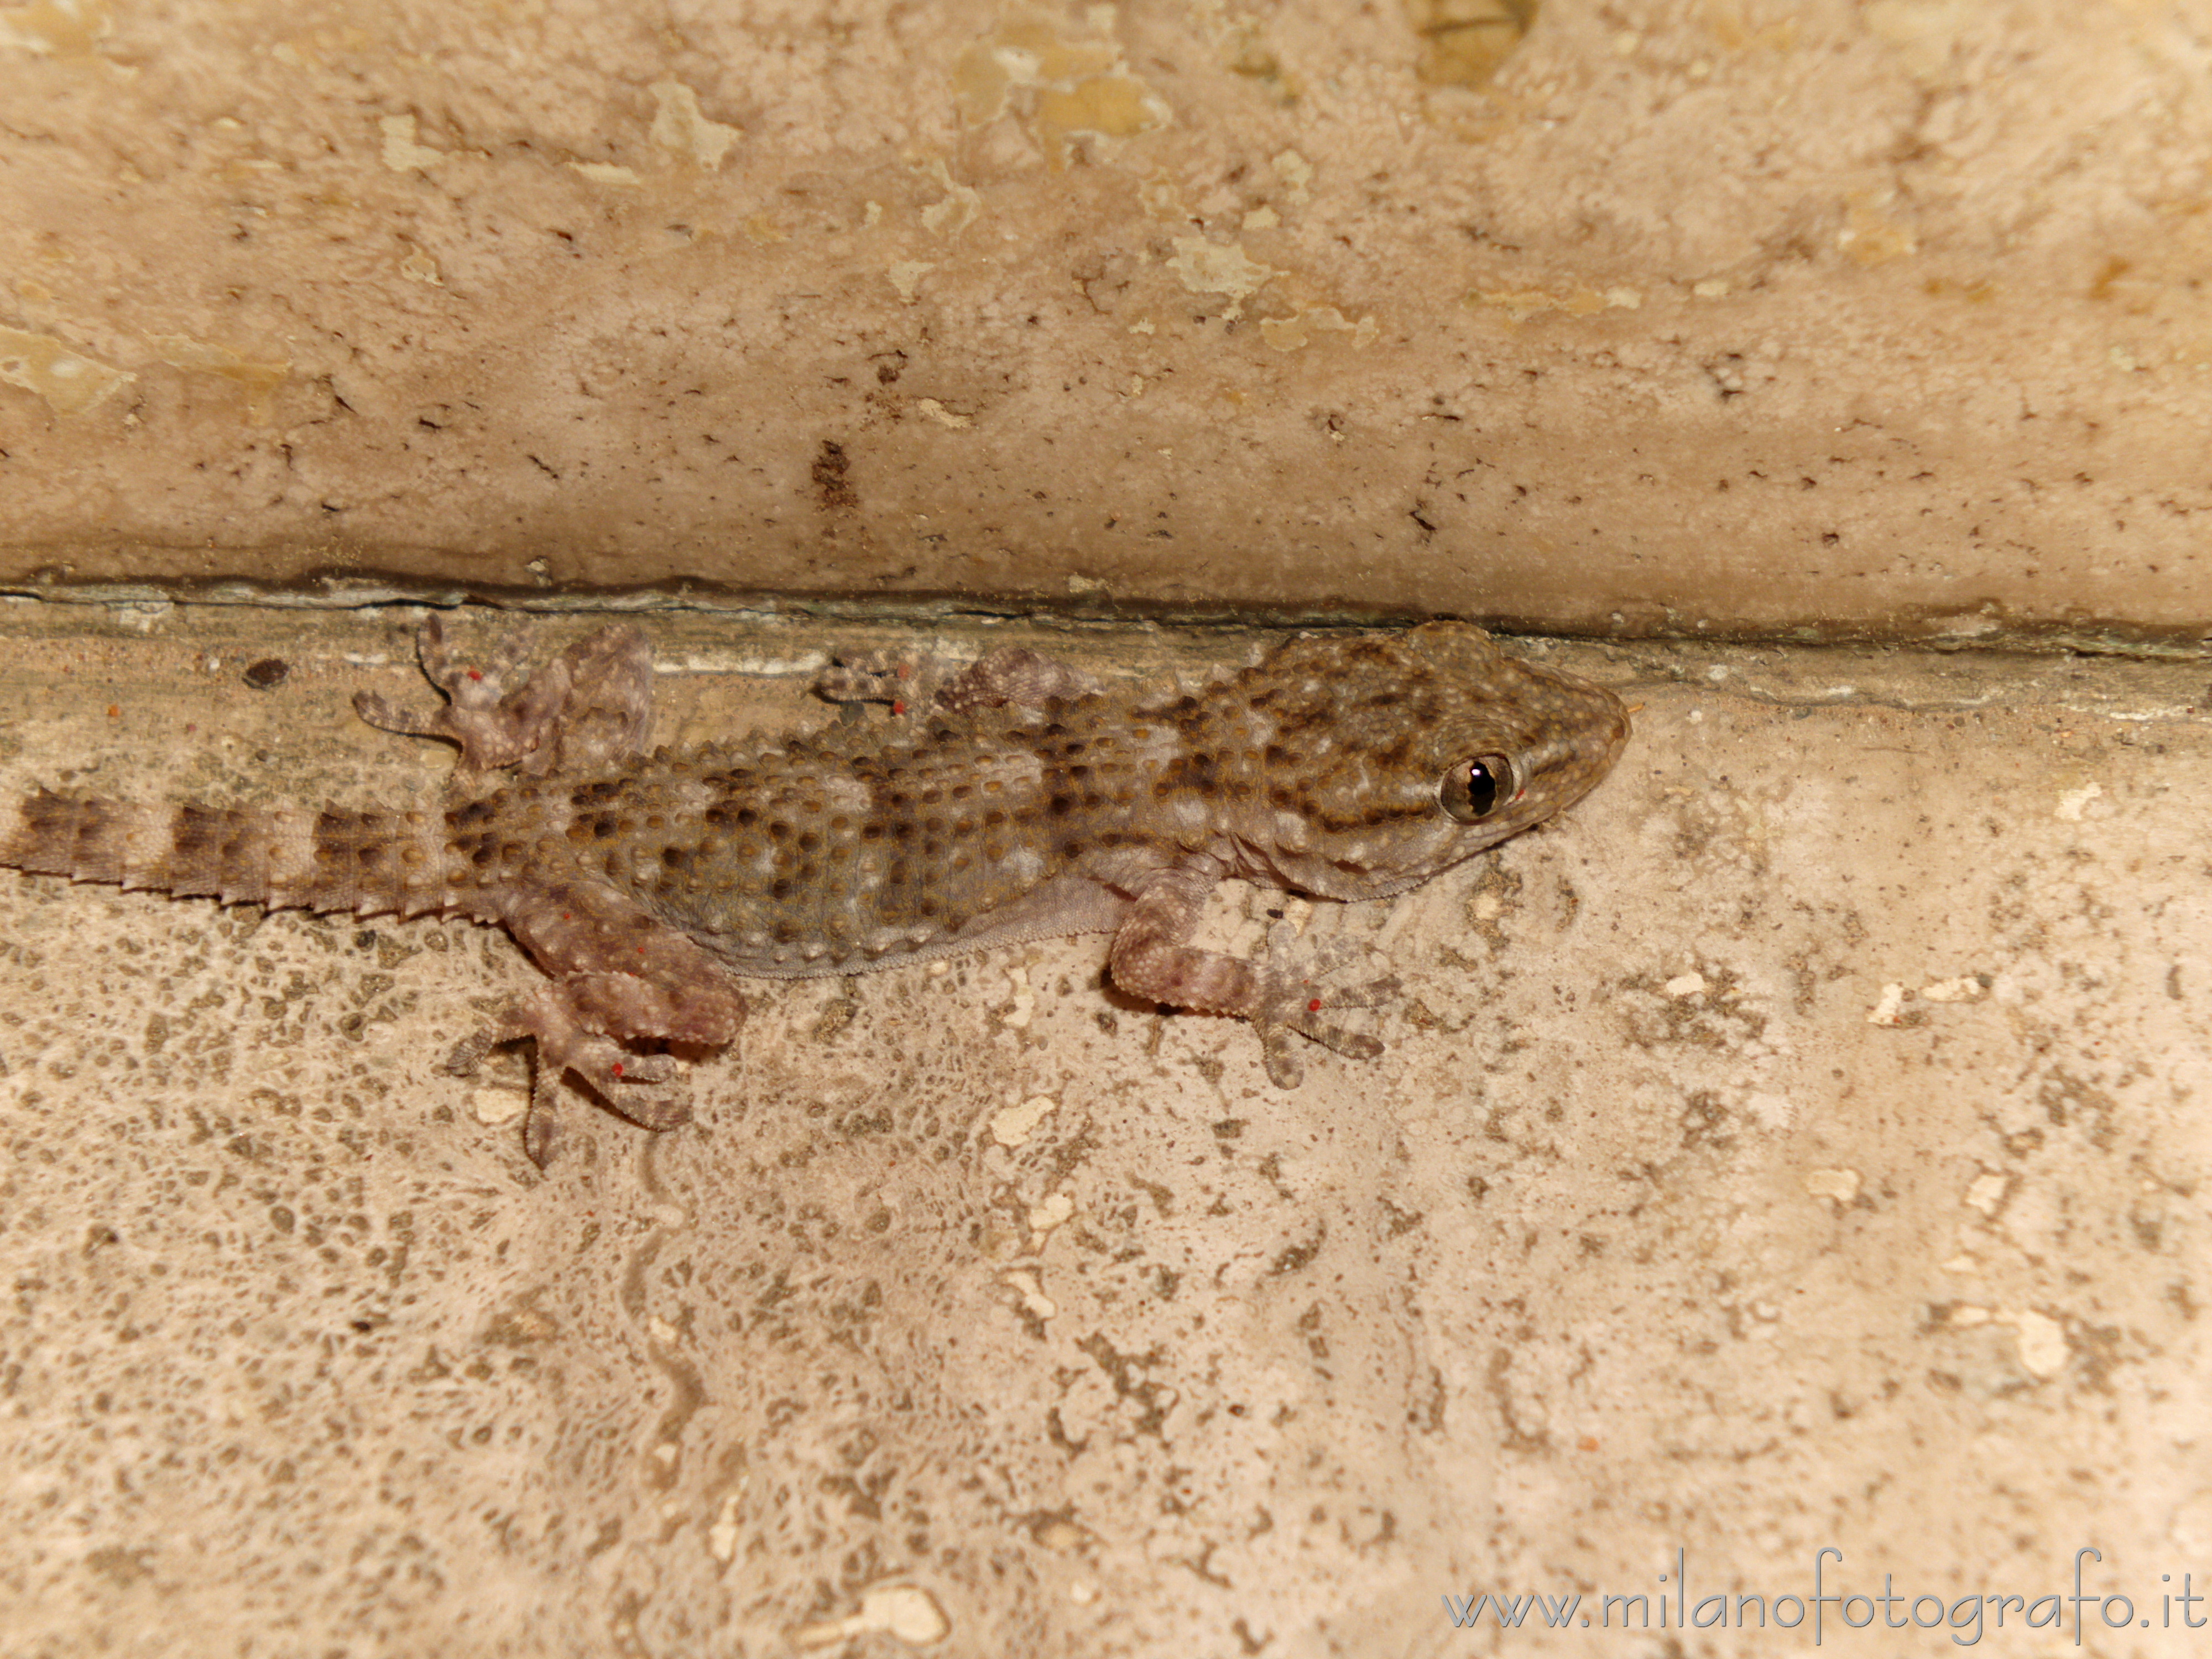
[0,790,454,919]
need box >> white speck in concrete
[2004,1310,2068,1379]
[1804,1167,1861,1204]
[1002,965,1035,1029]
[649,79,741,170]
[795,1584,951,1648]
[1921,975,1984,1002]
[1003,1269,1057,1322]
[468,1086,526,1125]
[378,113,442,172]
[888,260,936,302]
[992,1094,1057,1148]
[708,1493,742,1563]
[1028,1191,1074,1235]
[2054,781,2103,821]
[1964,1172,2008,1216]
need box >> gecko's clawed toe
[443,1027,498,1078]
[1259,1024,1307,1089]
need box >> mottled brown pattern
[0,619,1629,1163]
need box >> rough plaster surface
[2,2,2211,636]
[1,606,2209,1657]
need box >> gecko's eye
[1439,755,1515,823]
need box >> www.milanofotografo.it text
[1442,1550,2204,1646]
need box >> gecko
[0,619,1630,1164]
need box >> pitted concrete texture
[1,1,2209,637]
[0,604,2208,1657]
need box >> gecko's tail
[0,790,453,918]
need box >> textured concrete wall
[2,1,2209,637]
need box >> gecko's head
[1243,622,1631,897]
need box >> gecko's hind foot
[519,1047,693,1168]
[1251,922,1402,1088]
[551,1035,690,1126]
[447,1003,694,1166]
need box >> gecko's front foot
[1250,921,1402,1088]
[356,615,654,776]
[446,994,694,1167]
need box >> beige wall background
[2,0,2208,638]
[7,7,2212,1655]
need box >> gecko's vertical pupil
[1439,755,1514,822]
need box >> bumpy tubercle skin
[0,619,1630,1164]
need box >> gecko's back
[518,708,1178,978]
